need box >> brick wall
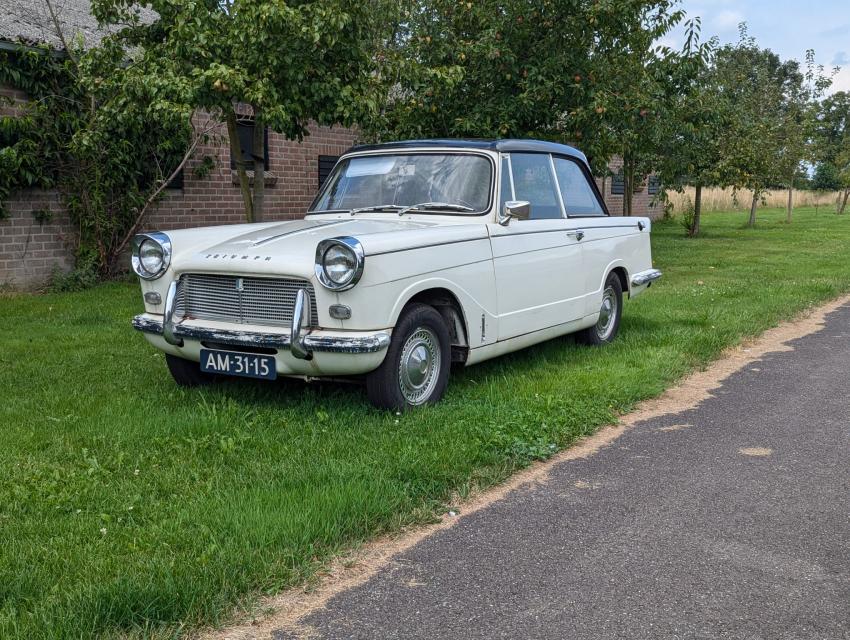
[146,120,359,231]
[0,191,75,288]
[1,97,660,288]
[597,156,662,218]
[0,85,28,117]
[0,97,359,287]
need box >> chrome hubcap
[596,286,617,340]
[398,327,441,405]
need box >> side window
[553,157,605,216]
[508,153,563,219]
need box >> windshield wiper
[349,204,404,216]
[396,202,475,216]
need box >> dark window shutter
[611,172,625,195]
[230,119,269,170]
[647,175,661,195]
[318,155,339,187]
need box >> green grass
[2,207,850,639]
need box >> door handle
[566,230,585,241]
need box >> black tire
[366,303,451,411]
[578,272,623,345]
[165,353,216,387]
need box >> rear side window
[508,153,562,219]
[553,157,605,216]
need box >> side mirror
[499,200,531,226]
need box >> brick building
[0,0,658,289]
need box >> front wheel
[578,272,623,345]
[366,304,451,410]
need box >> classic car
[131,139,661,410]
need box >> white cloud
[830,66,850,94]
[712,9,745,31]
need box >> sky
[658,0,850,93]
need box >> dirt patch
[657,423,692,432]
[202,294,850,640]
[739,447,774,457]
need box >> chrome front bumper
[631,269,663,287]
[132,314,391,354]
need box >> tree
[711,28,799,227]
[814,91,850,212]
[654,18,722,235]
[773,50,831,222]
[364,0,685,186]
[92,0,395,222]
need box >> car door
[551,155,632,316]
[488,153,587,341]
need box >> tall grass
[665,186,843,215]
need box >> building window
[230,118,269,171]
[611,172,625,195]
[318,155,339,188]
[647,175,661,195]
[165,168,184,190]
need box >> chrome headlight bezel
[131,232,172,280]
[314,237,365,291]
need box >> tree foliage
[364,0,685,184]
[92,0,396,222]
[0,39,192,274]
[814,91,850,212]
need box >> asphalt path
[275,303,850,640]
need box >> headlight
[315,237,364,291]
[131,232,172,280]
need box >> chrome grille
[175,273,318,327]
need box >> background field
[665,187,844,214]
[2,207,850,639]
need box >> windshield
[309,153,493,214]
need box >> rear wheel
[578,272,623,345]
[165,353,216,387]
[366,304,451,410]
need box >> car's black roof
[346,139,588,163]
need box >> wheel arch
[608,265,630,297]
[391,281,471,363]
[595,260,631,298]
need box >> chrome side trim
[132,315,391,354]
[290,289,311,359]
[631,269,663,287]
[163,281,183,346]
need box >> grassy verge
[2,207,850,638]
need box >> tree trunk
[748,191,758,228]
[226,109,254,223]
[622,157,634,216]
[252,107,265,222]
[690,183,702,237]
[840,189,850,215]
[786,179,793,223]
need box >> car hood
[172,216,489,279]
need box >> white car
[132,139,661,410]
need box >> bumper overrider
[132,284,390,357]
[630,269,663,287]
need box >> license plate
[200,348,277,380]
